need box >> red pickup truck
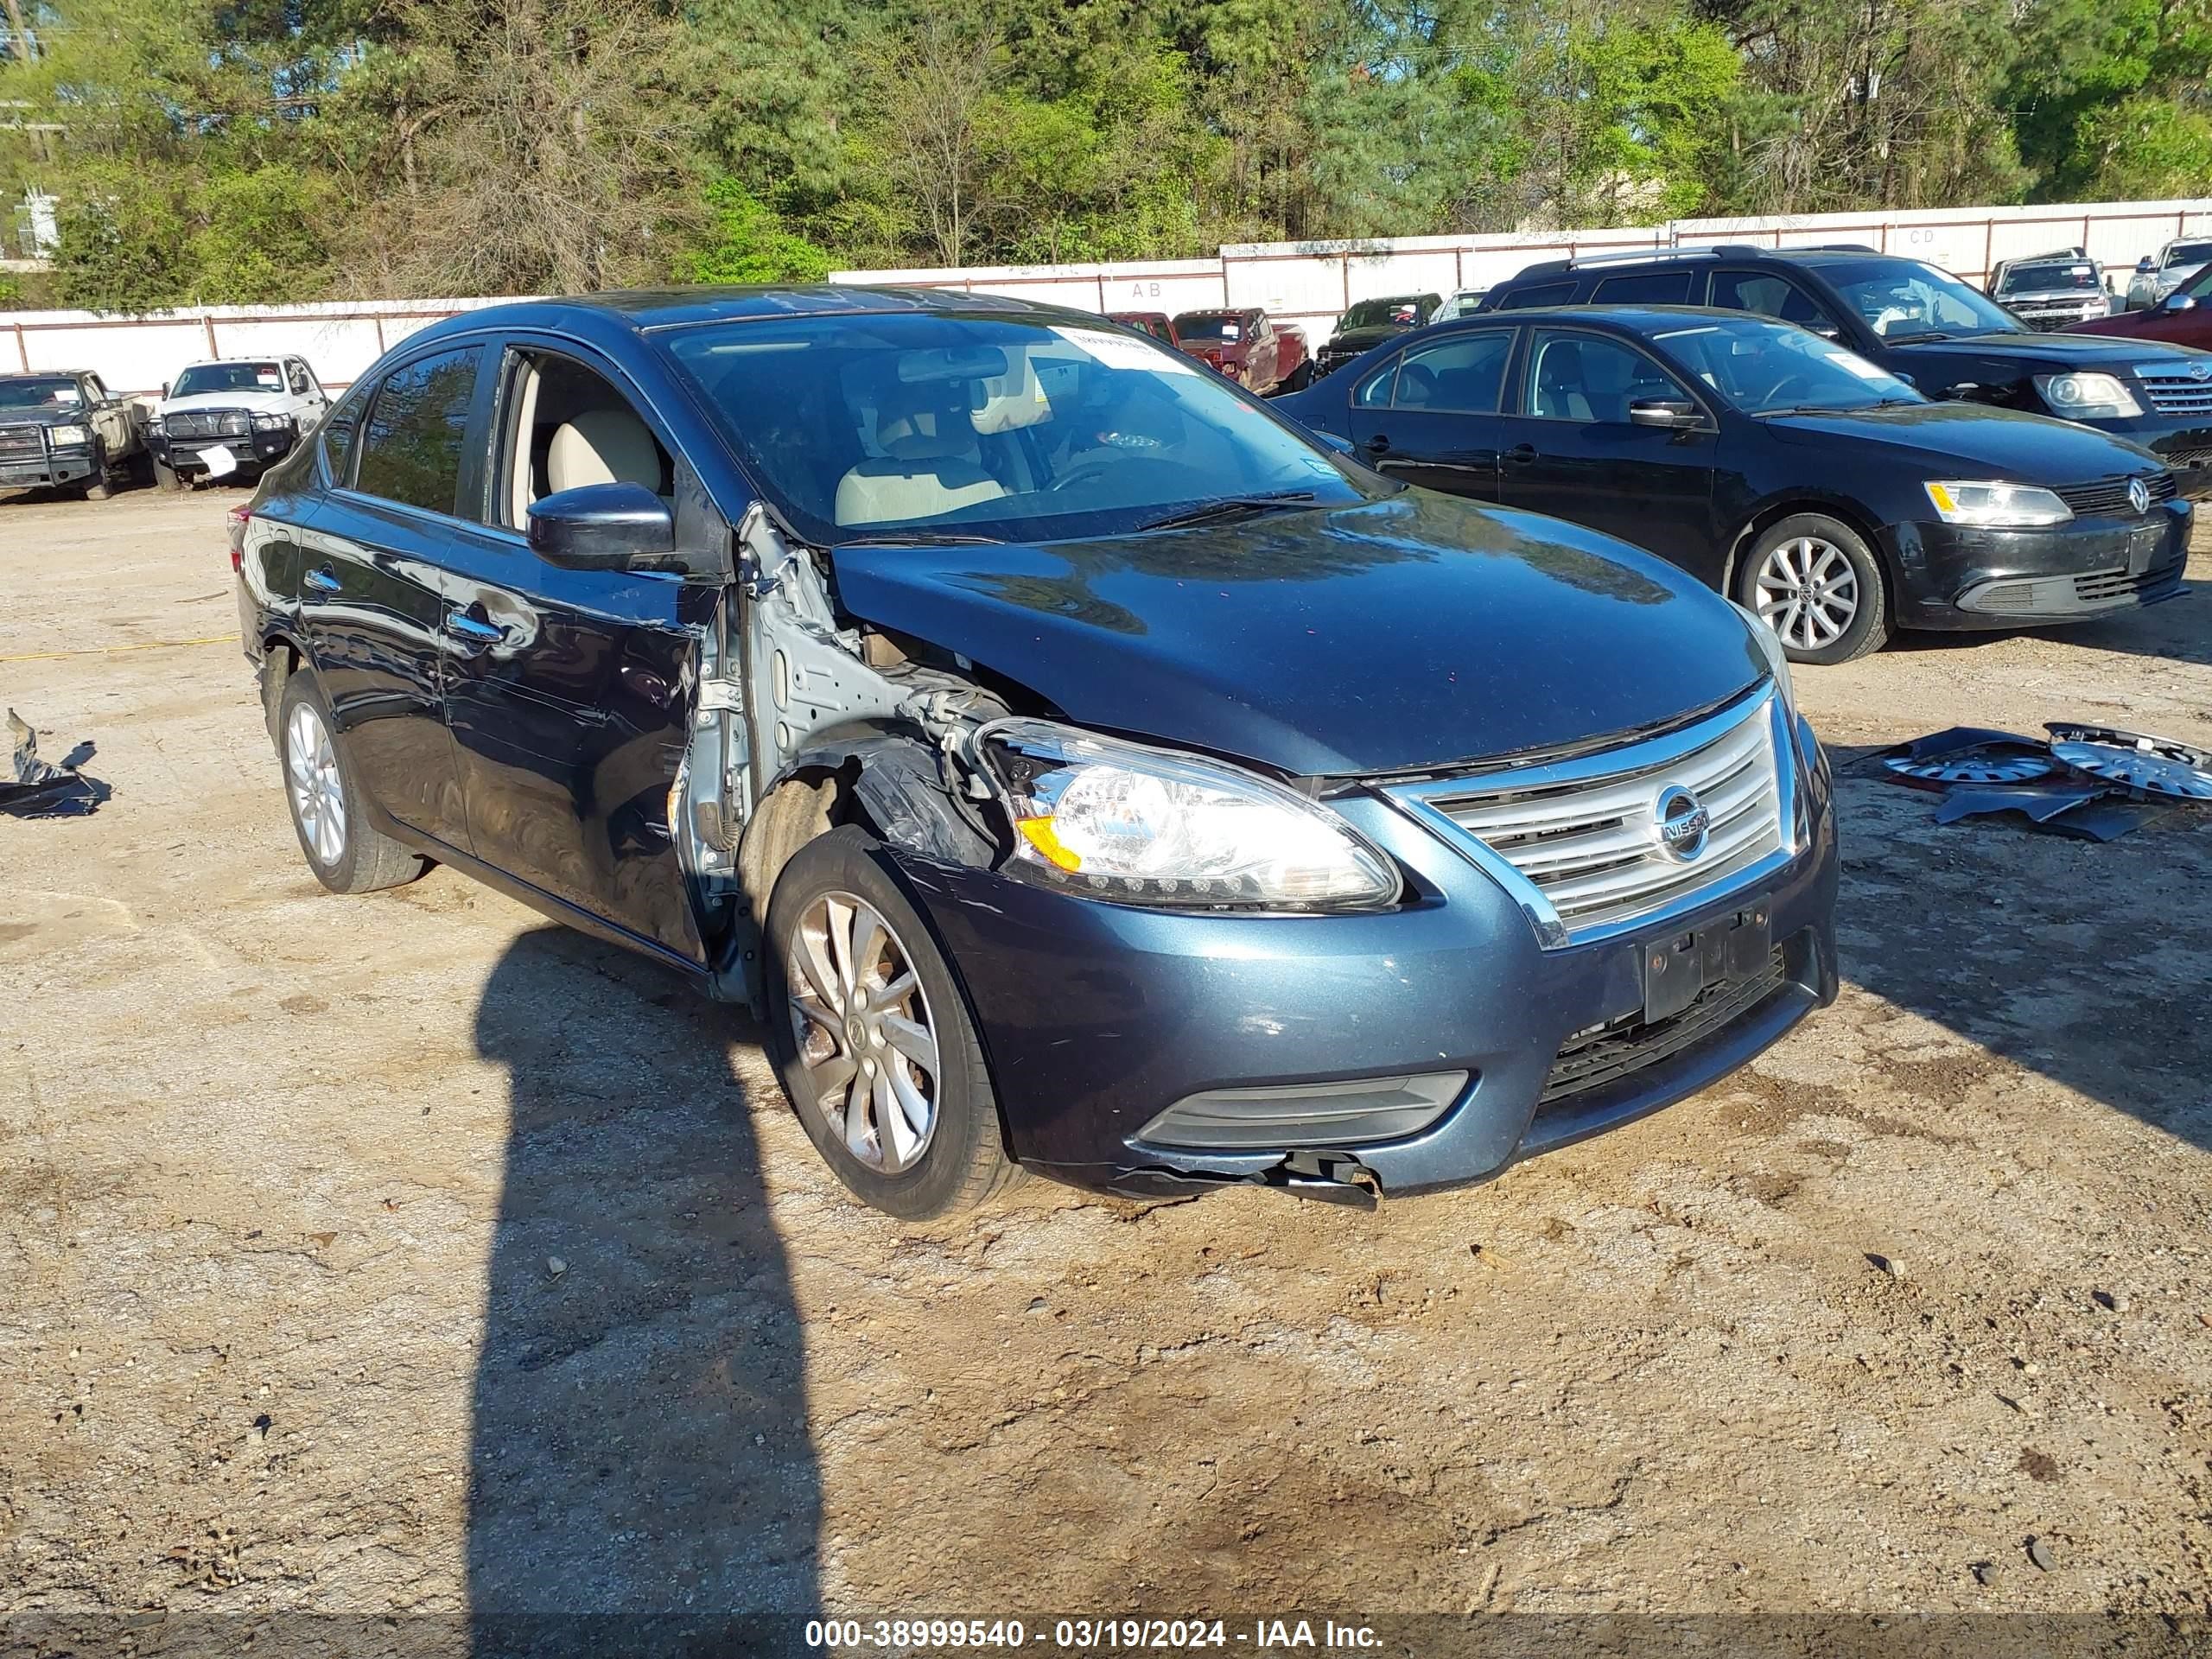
[1170,308,1312,395]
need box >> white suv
[149,356,329,484]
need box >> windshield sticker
[1051,326,1198,375]
[256,369,281,385]
[1828,350,1891,379]
[54,386,80,404]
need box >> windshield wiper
[836,530,1006,547]
[1137,490,1319,532]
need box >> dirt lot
[3,487,2209,1646]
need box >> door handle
[1363,434,1390,454]
[443,611,510,645]
[302,566,340,594]
[1503,443,1538,467]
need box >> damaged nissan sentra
[233,287,1839,1217]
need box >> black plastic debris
[1862,721,2210,842]
[3,708,110,817]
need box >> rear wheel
[1736,512,1888,666]
[276,672,427,894]
[764,825,1014,1219]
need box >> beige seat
[547,408,664,494]
[835,383,1006,527]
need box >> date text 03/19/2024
[804,1618,1383,1649]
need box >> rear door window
[1497,281,1579,310]
[1592,270,1694,304]
[353,347,481,516]
[1523,330,1694,423]
[1390,331,1514,413]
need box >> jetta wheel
[1738,512,1888,666]
[765,825,1015,1218]
[276,672,427,894]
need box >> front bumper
[1885,501,2193,629]
[0,447,95,487]
[896,719,1839,1199]
[150,427,298,474]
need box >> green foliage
[1,0,2209,307]
[673,179,835,284]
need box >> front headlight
[145,416,164,435]
[979,719,1401,911]
[48,423,89,447]
[1728,600,1796,715]
[251,412,293,432]
[2035,371,2141,419]
[1923,480,2074,527]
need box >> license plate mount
[2127,522,2164,575]
[1642,904,1773,1023]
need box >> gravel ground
[2,487,2208,1649]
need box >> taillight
[227,504,251,572]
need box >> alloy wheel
[1753,535,1859,652]
[787,890,941,1173]
[285,702,346,867]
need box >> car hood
[159,389,296,416]
[1326,324,1410,353]
[830,490,1766,778]
[1764,400,2164,480]
[1885,330,2212,372]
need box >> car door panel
[1344,328,1516,501]
[1495,328,1721,581]
[439,340,716,964]
[295,496,475,851]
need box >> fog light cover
[1135,1071,1468,1150]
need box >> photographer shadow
[467,926,819,1655]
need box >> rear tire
[1735,512,1889,666]
[276,671,427,894]
[764,824,1014,1219]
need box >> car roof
[1446,303,1762,331]
[390,285,1090,355]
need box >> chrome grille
[0,423,45,463]
[165,408,254,441]
[2133,363,2212,417]
[1389,690,1794,950]
[2054,472,2176,516]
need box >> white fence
[839,197,2212,346]
[4,196,2209,402]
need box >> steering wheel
[1753,370,1814,407]
[1046,455,1127,494]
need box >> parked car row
[2,355,334,503]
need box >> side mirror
[2138,257,2156,274]
[2163,290,2196,313]
[527,480,675,570]
[1629,397,1701,429]
[159,383,170,398]
[1310,429,1356,457]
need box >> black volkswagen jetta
[235,288,1837,1217]
[1274,306,2193,664]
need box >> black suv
[1480,245,2212,487]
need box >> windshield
[2165,242,2212,269]
[664,313,1370,547]
[1340,297,1428,329]
[1650,316,1922,415]
[1821,258,2021,340]
[173,362,285,397]
[1433,293,1484,321]
[1997,262,2100,295]
[0,376,82,413]
[1174,312,1245,341]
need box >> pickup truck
[149,356,330,485]
[0,370,149,499]
[1170,308,1311,395]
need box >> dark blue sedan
[1275,306,2193,664]
[233,287,1837,1217]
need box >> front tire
[276,672,427,894]
[1736,512,1889,665]
[1280,360,1314,393]
[764,825,1014,1219]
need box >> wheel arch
[1723,495,1897,602]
